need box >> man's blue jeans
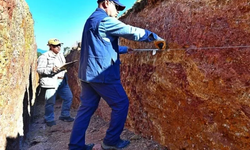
[44,77,73,122]
[69,81,129,149]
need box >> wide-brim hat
[97,0,125,11]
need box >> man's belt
[40,74,64,79]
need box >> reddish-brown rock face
[0,0,37,148]
[66,0,250,149]
[120,49,250,149]
[119,0,250,149]
[65,49,81,108]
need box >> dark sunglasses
[52,44,61,48]
[110,1,119,10]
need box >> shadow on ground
[21,90,167,150]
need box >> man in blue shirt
[69,0,166,149]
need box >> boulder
[0,0,37,149]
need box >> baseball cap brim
[112,0,125,11]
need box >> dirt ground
[21,97,167,150]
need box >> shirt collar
[48,50,57,57]
[96,8,108,16]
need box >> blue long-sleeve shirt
[78,8,162,83]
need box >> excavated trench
[18,89,167,150]
[65,0,250,149]
[2,0,250,149]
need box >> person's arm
[37,55,53,76]
[100,17,163,42]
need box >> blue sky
[25,0,136,50]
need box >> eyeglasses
[52,44,61,48]
[110,1,119,11]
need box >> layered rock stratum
[0,0,37,149]
[66,0,250,149]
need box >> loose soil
[21,94,167,150]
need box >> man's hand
[52,66,60,73]
[127,47,134,53]
[154,40,168,50]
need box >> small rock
[130,134,142,141]
[93,144,102,150]
[30,136,48,145]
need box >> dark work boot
[46,121,56,127]
[85,143,94,150]
[59,116,74,122]
[101,139,130,150]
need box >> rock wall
[119,0,250,149]
[65,48,81,108]
[66,0,250,149]
[0,0,37,149]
